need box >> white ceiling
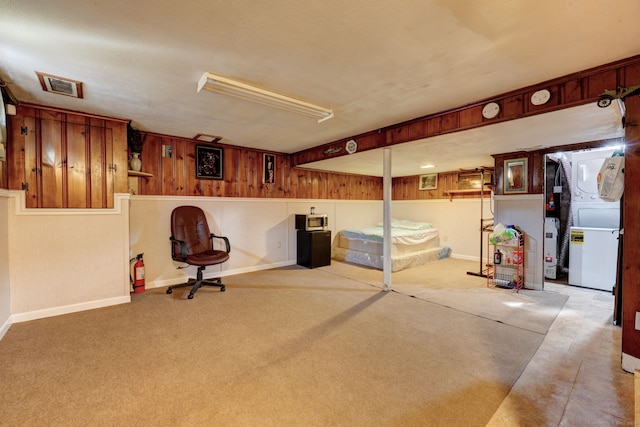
[0,1,638,176]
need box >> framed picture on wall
[263,154,275,184]
[195,145,223,180]
[458,172,492,190]
[419,173,438,190]
[504,158,527,193]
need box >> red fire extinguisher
[546,193,555,211]
[131,253,145,294]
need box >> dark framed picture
[504,158,527,193]
[195,145,223,180]
[263,154,275,184]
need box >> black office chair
[167,206,231,299]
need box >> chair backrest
[171,206,212,256]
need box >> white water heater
[544,217,560,279]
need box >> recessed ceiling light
[420,164,436,169]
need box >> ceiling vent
[36,72,83,98]
[194,133,223,143]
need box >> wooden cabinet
[7,106,128,208]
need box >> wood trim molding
[17,102,129,123]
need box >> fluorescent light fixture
[420,164,436,169]
[197,72,334,123]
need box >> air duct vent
[36,72,83,98]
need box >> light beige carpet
[0,259,566,426]
[322,258,569,334]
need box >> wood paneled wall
[2,106,627,206]
[622,90,640,360]
[3,105,128,208]
[134,132,480,201]
[392,172,487,200]
[1,106,476,203]
[130,131,385,200]
[0,105,523,203]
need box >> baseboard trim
[451,254,479,262]
[148,260,297,289]
[11,295,131,324]
[623,352,640,373]
[0,315,12,341]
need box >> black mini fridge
[297,230,331,268]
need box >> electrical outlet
[636,312,640,331]
[276,241,281,248]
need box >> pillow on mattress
[376,219,433,230]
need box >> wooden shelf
[127,170,153,177]
[444,189,491,201]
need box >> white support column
[383,148,392,291]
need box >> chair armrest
[210,234,231,253]
[169,236,188,261]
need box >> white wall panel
[0,191,11,339]
[494,194,544,290]
[1,193,493,326]
[7,192,131,318]
[393,198,492,261]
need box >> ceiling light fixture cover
[197,72,333,123]
[530,89,551,106]
[482,102,500,119]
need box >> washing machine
[568,227,619,291]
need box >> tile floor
[487,282,635,426]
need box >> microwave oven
[295,214,328,231]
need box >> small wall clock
[345,139,357,154]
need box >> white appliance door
[573,202,620,228]
[570,148,620,228]
[568,227,619,291]
[571,148,615,203]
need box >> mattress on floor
[332,220,450,271]
[336,228,440,256]
[333,246,449,272]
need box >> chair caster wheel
[188,294,194,299]
[221,286,226,292]
[166,288,172,294]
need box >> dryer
[570,148,620,228]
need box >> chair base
[166,266,225,299]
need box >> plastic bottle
[494,249,502,265]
